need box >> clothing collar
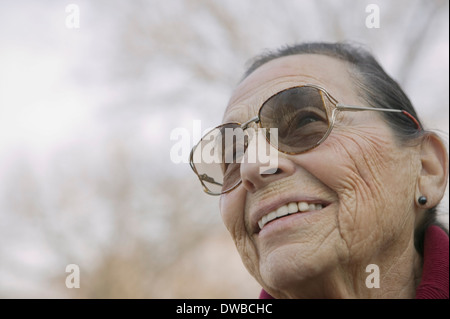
[415,225,449,299]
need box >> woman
[189,42,449,298]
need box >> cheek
[219,190,244,237]
[299,130,417,253]
[219,189,260,275]
[323,131,416,209]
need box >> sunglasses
[190,84,421,195]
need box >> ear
[416,133,449,208]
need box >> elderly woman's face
[219,54,420,298]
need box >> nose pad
[240,129,295,193]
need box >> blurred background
[0,0,448,298]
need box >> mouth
[256,201,327,232]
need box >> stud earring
[418,196,428,205]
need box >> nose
[240,130,296,193]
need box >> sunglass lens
[191,123,246,194]
[259,86,330,153]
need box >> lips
[257,201,324,230]
[252,198,329,233]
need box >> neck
[361,237,421,299]
[271,233,421,299]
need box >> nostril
[261,168,282,176]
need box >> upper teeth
[258,202,323,230]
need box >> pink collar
[259,225,449,299]
[415,225,449,299]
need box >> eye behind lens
[258,86,330,154]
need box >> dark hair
[243,41,448,256]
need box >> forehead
[223,54,359,123]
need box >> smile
[258,201,324,230]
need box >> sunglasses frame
[190,84,421,195]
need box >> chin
[258,243,333,296]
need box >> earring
[418,196,428,205]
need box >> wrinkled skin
[219,54,447,298]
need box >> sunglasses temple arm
[336,104,421,131]
[336,104,402,112]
